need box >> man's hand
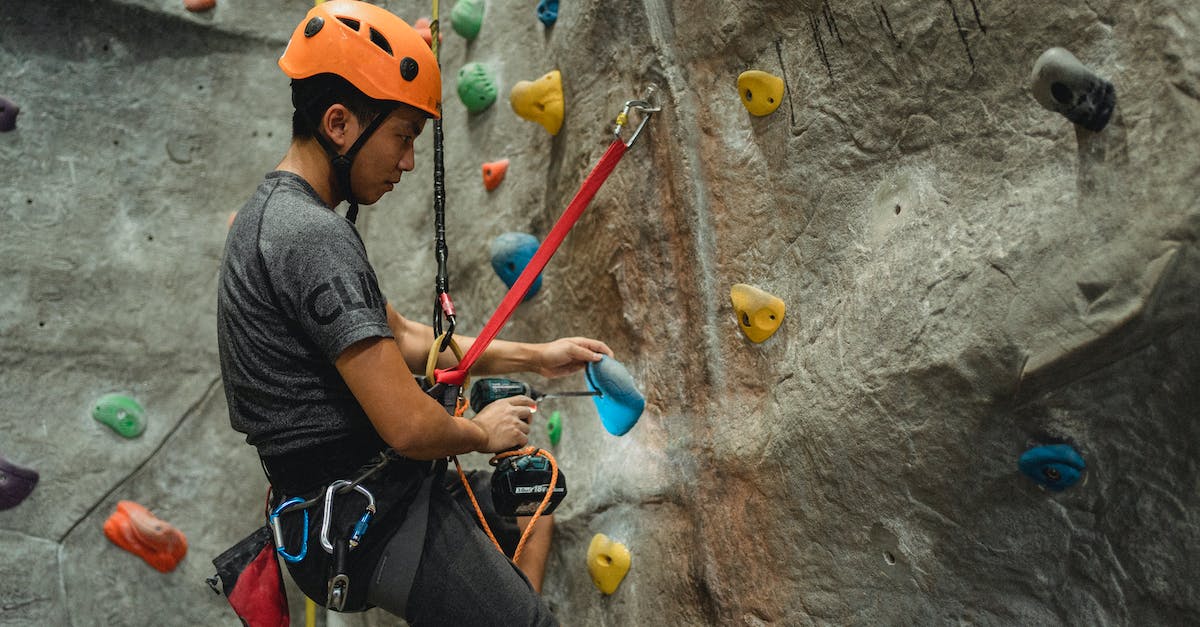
[472,395,537,452]
[533,337,614,378]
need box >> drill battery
[491,453,567,517]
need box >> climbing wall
[2,0,1199,625]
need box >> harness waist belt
[261,438,427,495]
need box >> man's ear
[320,104,358,148]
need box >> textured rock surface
[2,0,1199,625]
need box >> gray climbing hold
[1030,48,1115,132]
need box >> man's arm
[386,303,613,377]
[335,335,535,460]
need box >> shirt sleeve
[264,210,393,362]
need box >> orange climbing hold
[184,0,216,12]
[103,501,188,573]
[413,17,441,48]
[482,159,509,191]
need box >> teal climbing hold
[585,356,645,436]
[537,0,559,26]
[456,62,498,113]
[1018,444,1086,491]
[93,393,146,438]
[450,0,485,40]
[547,411,562,446]
[490,232,542,300]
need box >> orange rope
[453,442,560,563]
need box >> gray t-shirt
[217,171,393,457]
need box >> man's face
[350,106,428,205]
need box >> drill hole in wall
[883,551,896,565]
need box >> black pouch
[207,526,290,627]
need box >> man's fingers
[506,395,536,407]
[569,343,604,362]
[577,337,614,358]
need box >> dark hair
[290,73,394,139]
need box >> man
[217,2,607,622]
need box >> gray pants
[366,472,556,626]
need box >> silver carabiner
[613,86,662,147]
[320,480,377,554]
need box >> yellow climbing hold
[730,283,785,343]
[737,70,785,117]
[510,70,564,135]
[587,533,631,595]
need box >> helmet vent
[337,17,361,31]
[369,28,393,56]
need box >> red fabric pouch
[208,526,290,627]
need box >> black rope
[432,115,448,337]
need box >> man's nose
[399,145,416,172]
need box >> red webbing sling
[433,138,628,387]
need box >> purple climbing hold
[0,97,19,132]
[0,455,39,510]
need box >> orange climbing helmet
[279,0,441,118]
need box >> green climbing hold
[457,62,498,113]
[450,0,485,40]
[93,393,146,438]
[547,411,562,446]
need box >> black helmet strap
[310,106,396,224]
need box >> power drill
[468,377,599,413]
[469,378,595,516]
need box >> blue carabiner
[269,497,309,563]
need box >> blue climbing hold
[585,356,645,436]
[1018,444,1086,491]
[537,0,559,26]
[490,232,542,300]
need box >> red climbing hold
[184,0,216,12]
[103,501,188,573]
[414,17,441,48]
[0,97,19,132]
[482,159,509,191]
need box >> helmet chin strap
[310,107,396,224]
